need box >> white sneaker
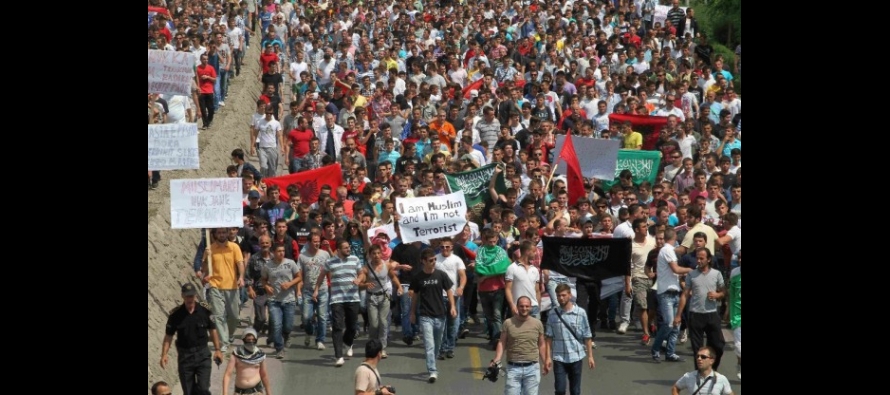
[617,322,629,334]
[219,101,225,107]
[316,342,326,350]
[335,357,345,367]
[346,344,354,357]
[679,329,688,344]
[428,372,438,383]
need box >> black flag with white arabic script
[540,237,632,282]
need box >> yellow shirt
[623,131,643,149]
[353,95,368,109]
[204,241,244,290]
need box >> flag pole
[545,164,559,191]
[205,228,213,277]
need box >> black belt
[176,345,209,353]
[234,383,264,394]
[368,290,387,296]
[508,361,537,367]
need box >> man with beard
[222,328,273,395]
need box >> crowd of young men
[150,0,741,394]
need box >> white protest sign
[171,178,243,229]
[148,123,200,170]
[653,5,687,29]
[552,136,620,180]
[148,49,196,96]
[396,191,468,243]
[367,223,397,241]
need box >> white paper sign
[367,223,397,241]
[148,123,200,170]
[148,49,196,96]
[395,191,468,243]
[653,5,688,29]
[552,136,620,180]
[171,178,243,229]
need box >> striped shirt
[324,255,362,304]
[545,305,592,363]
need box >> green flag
[602,150,662,190]
[445,164,508,207]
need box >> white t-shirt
[674,371,733,395]
[505,262,540,307]
[254,118,282,148]
[435,254,466,295]
[726,225,741,258]
[656,246,681,294]
[612,221,634,239]
[251,113,264,143]
[656,106,685,122]
[166,95,191,124]
[674,135,697,160]
[290,61,308,79]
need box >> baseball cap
[181,283,198,296]
[248,190,261,199]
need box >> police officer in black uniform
[160,283,225,395]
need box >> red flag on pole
[557,130,586,205]
[261,164,342,204]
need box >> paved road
[236,319,741,395]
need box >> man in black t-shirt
[391,227,423,345]
[409,248,456,383]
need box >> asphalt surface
[212,309,742,395]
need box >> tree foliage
[694,0,741,46]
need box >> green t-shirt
[729,267,741,329]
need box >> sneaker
[150,182,159,190]
[591,340,597,349]
[437,354,445,360]
[428,372,438,383]
[446,351,455,359]
[316,342,326,350]
[459,328,470,339]
[381,351,388,359]
[283,339,291,349]
[666,354,683,362]
[678,329,688,344]
[652,353,661,363]
[272,349,286,359]
[220,345,229,354]
[617,322,629,334]
[346,344,354,357]
[335,357,345,367]
[305,337,311,347]
[403,336,414,346]
[219,101,225,107]
[641,334,651,345]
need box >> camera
[376,386,395,395]
[482,362,502,382]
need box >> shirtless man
[223,328,272,395]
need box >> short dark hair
[365,339,383,358]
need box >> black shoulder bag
[366,263,391,301]
[361,363,383,390]
[691,375,715,395]
[552,307,585,346]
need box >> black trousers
[331,302,360,359]
[177,346,211,395]
[199,93,215,127]
[150,171,161,183]
[575,279,602,338]
[688,312,726,371]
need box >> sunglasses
[695,354,713,360]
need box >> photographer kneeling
[355,339,396,395]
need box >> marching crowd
[149,1,741,395]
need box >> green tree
[698,0,741,46]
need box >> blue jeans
[213,77,221,111]
[400,284,418,338]
[651,291,680,357]
[218,69,229,101]
[552,359,583,395]
[419,315,445,373]
[504,362,541,395]
[480,289,505,340]
[302,290,328,343]
[442,296,461,353]
[268,301,296,352]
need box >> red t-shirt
[478,274,506,293]
[288,128,313,158]
[196,65,217,94]
[259,53,279,74]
